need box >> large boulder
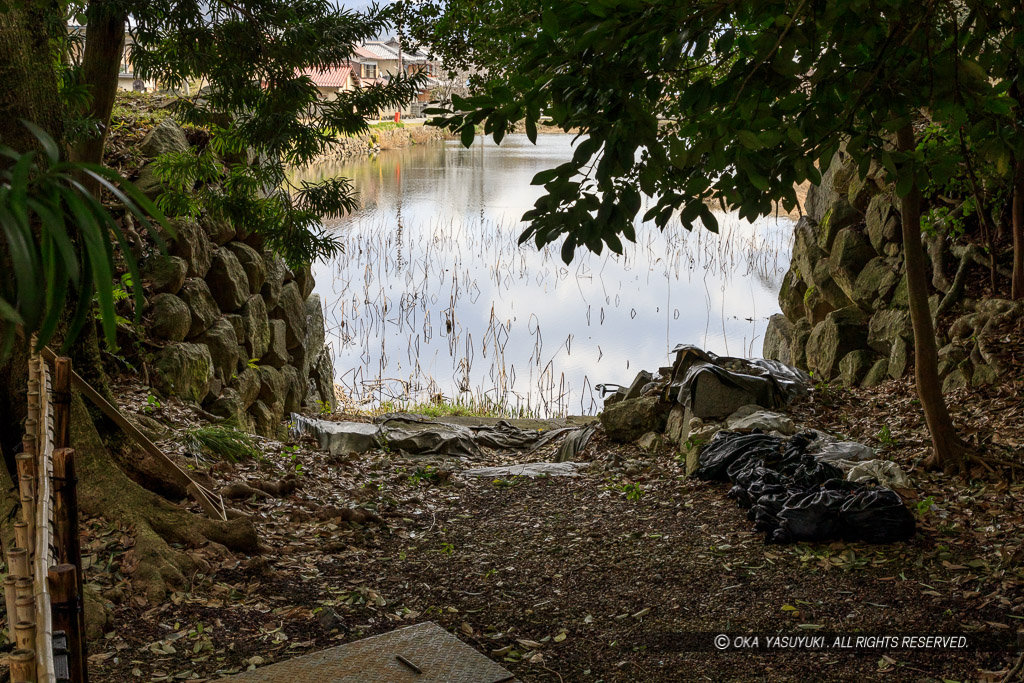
[146,293,190,342]
[294,263,315,300]
[260,252,290,310]
[861,358,890,387]
[257,366,285,419]
[297,294,326,379]
[803,285,834,326]
[142,255,187,295]
[239,295,270,360]
[152,343,213,402]
[778,269,806,323]
[804,153,853,224]
[865,194,901,254]
[888,337,910,379]
[763,314,793,364]
[805,306,869,380]
[232,366,261,408]
[206,389,253,431]
[308,348,336,412]
[248,400,277,437]
[133,163,164,199]
[225,242,267,294]
[851,256,899,309]
[140,118,189,158]
[792,218,827,289]
[815,197,861,251]
[838,350,874,388]
[271,281,307,349]
[167,218,213,279]
[206,248,250,312]
[600,397,669,442]
[281,365,305,414]
[828,227,875,300]
[179,278,220,338]
[196,317,239,384]
[867,309,912,355]
[790,318,812,370]
[262,319,289,368]
[200,213,236,246]
[810,259,853,310]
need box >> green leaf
[460,124,475,148]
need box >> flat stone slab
[226,622,515,682]
[463,462,588,478]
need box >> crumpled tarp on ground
[694,430,915,544]
[463,462,589,478]
[666,345,811,415]
[292,413,598,460]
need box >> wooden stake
[13,619,35,651]
[53,356,72,449]
[18,473,35,507]
[49,563,86,683]
[8,547,29,578]
[16,452,35,484]
[9,648,36,683]
[15,594,35,624]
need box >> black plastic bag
[774,489,850,543]
[840,488,916,543]
[696,431,784,482]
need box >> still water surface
[294,134,792,416]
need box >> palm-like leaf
[0,122,171,359]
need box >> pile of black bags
[695,431,916,544]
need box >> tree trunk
[71,0,127,193]
[895,123,964,472]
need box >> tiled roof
[298,64,353,88]
[356,43,399,60]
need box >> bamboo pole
[49,564,85,683]
[8,547,29,578]
[4,576,17,627]
[9,648,36,683]
[14,521,30,551]
[15,594,35,624]
[53,357,72,450]
[14,619,35,651]
[21,494,36,556]
[52,447,87,683]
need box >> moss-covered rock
[828,227,876,300]
[271,281,307,350]
[225,241,267,294]
[888,337,910,379]
[196,317,239,384]
[865,194,901,254]
[140,118,189,157]
[239,294,270,360]
[861,357,890,387]
[600,397,670,443]
[206,248,251,312]
[142,254,187,295]
[146,293,191,342]
[839,350,874,388]
[200,213,236,246]
[851,256,899,309]
[152,342,214,402]
[803,285,834,325]
[778,269,807,323]
[867,309,912,355]
[763,314,793,364]
[167,218,213,279]
[262,319,289,368]
[810,259,854,310]
[179,278,220,339]
[816,198,861,251]
[805,306,869,380]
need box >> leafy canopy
[422,0,1017,262]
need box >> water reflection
[293,135,792,416]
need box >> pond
[293,134,793,417]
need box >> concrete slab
[225,622,515,683]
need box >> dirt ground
[76,374,1024,683]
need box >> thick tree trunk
[895,123,964,472]
[71,0,127,189]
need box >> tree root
[71,396,258,602]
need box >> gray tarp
[666,345,811,416]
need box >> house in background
[67,25,157,92]
[352,39,439,117]
[297,63,357,100]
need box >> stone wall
[317,125,447,160]
[763,152,1022,393]
[130,119,336,437]
[141,221,336,436]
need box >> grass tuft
[182,425,260,462]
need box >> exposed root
[71,396,258,602]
